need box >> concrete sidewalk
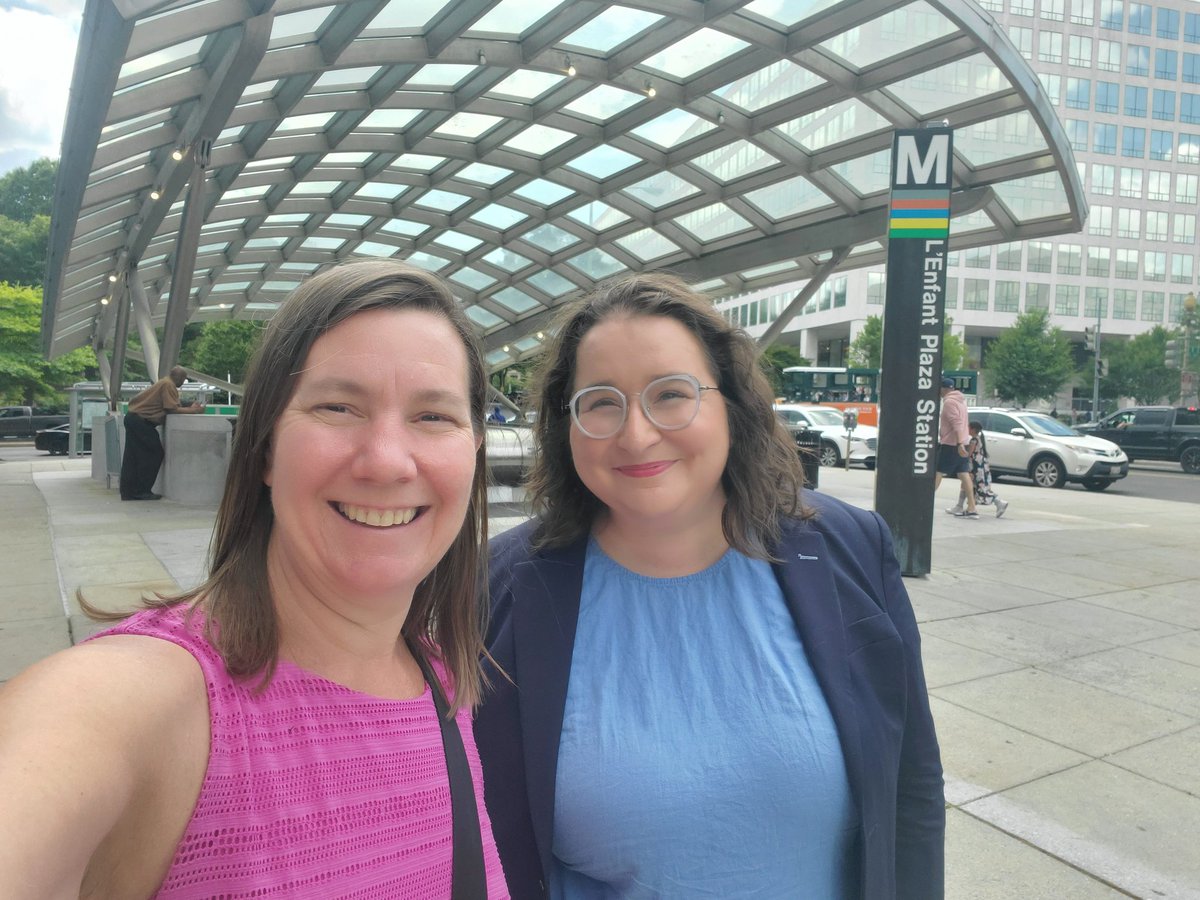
[1,456,1198,898]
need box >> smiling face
[264,307,480,610]
[568,313,730,536]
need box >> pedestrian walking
[950,421,1009,518]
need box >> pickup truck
[1077,406,1200,473]
[0,406,70,440]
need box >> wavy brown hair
[526,272,810,557]
[99,260,490,711]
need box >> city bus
[781,367,881,425]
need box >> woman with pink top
[0,260,509,898]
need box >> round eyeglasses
[568,373,719,439]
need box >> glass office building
[720,0,1199,392]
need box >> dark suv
[1077,406,1200,473]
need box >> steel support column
[108,280,133,408]
[160,142,208,379]
[756,247,852,351]
[128,274,161,379]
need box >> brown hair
[525,272,810,557]
[100,260,490,710]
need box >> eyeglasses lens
[572,376,702,438]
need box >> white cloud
[0,2,81,174]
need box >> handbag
[410,641,489,899]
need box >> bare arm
[0,636,208,898]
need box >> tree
[850,314,966,370]
[0,158,58,222]
[0,214,51,286]
[759,343,810,396]
[0,282,94,406]
[985,308,1075,406]
[1100,326,1180,404]
[185,320,264,384]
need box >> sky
[0,0,82,175]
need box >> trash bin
[792,427,820,488]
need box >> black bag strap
[410,641,488,899]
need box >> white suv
[969,408,1128,490]
[773,404,878,468]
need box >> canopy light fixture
[171,147,185,161]
[565,56,576,77]
[646,82,656,98]
[150,187,161,200]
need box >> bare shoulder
[0,636,209,897]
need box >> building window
[1099,0,1123,30]
[1127,2,1151,35]
[978,0,1002,9]
[996,281,1021,312]
[964,246,991,268]
[1066,118,1090,151]
[1069,34,1092,67]
[1185,54,1200,85]
[1091,163,1115,194]
[1158,8,1180,40]
[1124,85,1147,117]
[1085,287,1109,319]
[945,278,958,310]
[963,279,989,311]
[1182,94,1200,125]
[1087,246,1111,276]
[1090,206,1114,237]
[1058,243,1082,275]
[1115,248,1140,278]
[1155,49,1178,80]
[1126,44,1149,77]
[1038,31,1063,64]
[1055,284,1080,316]
[1027,242,1053,273]
[1093,123,1117,154]
[1039,73,1062,105]
[1122,126,1145,158]
[867,272,886,305]
[1141,291,1164,322]
[997,242,1023,270]
[1145,211,1168,242]
[1119,167,1143,198]
[1095,80,1119,112]
[1153,90,1175,121]
[1117,208,1141,238]
[1066,77,1090,109]
[1009,25,1033,59]
[1024,282,1050,311]
[1170,293,1190,323]
[1144,250,1166,281]
[1113,289,1137,320]
[1187,12,1200,43]
[1176,173,1199,204]
[1071,1,1094,26]
[1147,169,1169,200]
[1179,134,1200,164]
[1171,253,1194,283]
[1097,39,1122,72]
[1150,130,1174,161]
[1174,213,1197,244]
[1041,0,1065,21]
[1012,0,1034,15]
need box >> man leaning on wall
[119,366,207,501]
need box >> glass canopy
[45,0,1085,370]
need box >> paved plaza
[1,454,1198,898]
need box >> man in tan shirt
[119,366,206,500]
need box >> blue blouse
[551,539,858,899]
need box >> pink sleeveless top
[92,605,509,899]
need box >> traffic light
[1084,326,1096,351]
[1098,358,1109,377]
[1165,339,1180,368]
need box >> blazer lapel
[773,523,869,823]
[511,537,587,878]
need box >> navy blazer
[475,492,945,899]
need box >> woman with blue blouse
[475,272,944,899]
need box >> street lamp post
[1181,293,1197,406]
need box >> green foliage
[0,158,57,222]
[985,308,1075,406]
[185,320,264,384]
[0,214,50,287]
[0,282,94,406]
[850,314,967,370]
[759,343,810,396]
[1100,326,1181,404]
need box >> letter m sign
[894,133,950,188]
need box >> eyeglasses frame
[567,372,720,439]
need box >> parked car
[486,423,534,483]
[969,408,1128,490]
[34,423,92,456]
[1076,406,1200,474]
[0,406,69,440]
[773,404,878,468]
